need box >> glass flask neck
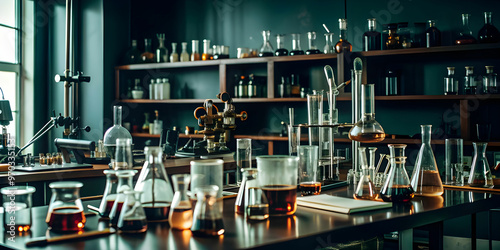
[368,18,376,31]
[192,40,199,53]
[447,67,455,76]
[473,142,488,156]
[262,30,270,42]
[361,84,375,118]
[145,147,162,164]
[466,66,474,75]
[171,43,177,51]
[339,19,348,39]
[485,12,493,25]
[117,171,135,192]
[144,39,152,52]
[307,32,317,50]
[158,38,165,48]
[461,14,473,35]
[181,43,188,52]
[276,35,285,49]
[388,144,407,159]
[113,106,122,126]
[420,125,432,144]
[292,33,301,50]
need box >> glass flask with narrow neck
[444,67,458,95]
[335,19,352,53]
[109,170,137,227]
[478,12,500,43]
[354,147,377,200]
[349,84,385,143]
[275,34,288,56]
[468,142,494,188]
[324,33,334,54]
[290,33,304,56]
[46,181,86,232]
[156,33,168,63]
[484,66,498,94]
[141,38,155,63]
[170,43,179,62]
[180,42,189,62]
[306,31,321,55]
[426,20,441,47]
[168,174,193,230]
[134,146,174,222]
[103,106,132,167]
[117,190,148,233]
[368,147,377,179]
[379,144,415,203]
[363,18,381,51]
[98,170,118,218]
[259,30,274,57]
[410,125,443,196]
[455,14,477,45]
[191,185,225,237]
[124,39,141,64]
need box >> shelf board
[132,133,205,139]
[375,94,500,101]
[357,43,500,57]
[120,99,220,104]
[115,60,220,70]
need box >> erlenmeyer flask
[244,169,269,221]
[109,170,137,227]
[235,168,256,214]
[411,125,444,196]
[191,185,225,237]
[169,174,193,230]
[379,144,414,203]
[349,84,385,143]
[46,181,86,232]
[468,142,494,188]
[98,170,118,218]
[117,190,148,233]
[258,30,274,57]
[135,146,174,222]
[354,147,377,200]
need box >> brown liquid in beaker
[169,206,193,230]
[349,132,385,143]
[380,185,414,203]
[300,182,322,196]
[191,218,225,237]
[110,202,124,225]
[46,207,86,231]
[143,202,170,221]
[414,170,443,196]
[262,185,297,216]
[118,217,148,233]
[246,204,269,221]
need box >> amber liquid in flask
[169,174,193,230]
[380,185,414,203]
[46,207,86,232]
[349,84,385,143]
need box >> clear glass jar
[324,33,334,54]
[141,38,155,63]
[354,147,377,200]
[202,39,212,60]
[46,181,86,231]
[335,19,352,53]
[170,42,179,62]
[483,66,498,94]
[259,30,274,57]
[444,67,458,95]
[169,174,193,230]
[464,66,477,95]
[363,18,381,51]
[114,138,133,170]
[180,42,189,62]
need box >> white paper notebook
[297,194,392,214]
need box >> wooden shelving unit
[131,133,204,139]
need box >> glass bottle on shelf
[464,66,477,95]
[290,74,301,97]
[191,185,225,236]
[397,22,412,48]
[324,33,334,54]
[468,142,494,188]
[109,170,137,227]
[379,144,415,203]
[306,31,321,55]
[46,181,86,232]
[410,125,444,196]
[381,24,389,50]
[335,19,352,53]
[290,33,304,55]
[124,39,141,64]
[142,112,150,133]
[444,67,458,95]
[103,106,133,167]
[478,12,500,43]
[134,146,174,222]
[191,40,200,61]
[180,42,189,62]
[237,75,248,98]
[354,147,377,200]
[132,79,144,99]
[202,39,212,60]
[349,84,385,143]
[455,14,477,45]
[212,45,221,59]
[259,30,274,57]
[363,18,381,51]
[156,33,168,63]
[247,74,257,98]
[141,38,155,63]
[170,43,179,62]
[98,170,118,218]
[275,34,288,56]
[169,174,193,230]
[483,66,498,94]
[385,23,399,50]
[426,20,441,47]
[117,190,148,233]
[162,78,171,99]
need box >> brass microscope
[176,92,247,157]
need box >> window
[0,0,21,142]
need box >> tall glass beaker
[46,181,86,232]
[169,174,193,230]
[290,33,304,56]
[468,142,494,188]
[114,138,133,170]
[410,125,444,196]
[191,185,225,237]
[307,91,323,150]
[379,144,414,203]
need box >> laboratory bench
[1,187,500,250]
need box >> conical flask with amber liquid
[410,125,444,196]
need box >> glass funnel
[354,147,377,200]
[103,106,133,167]
[468,142,494,188]
[117,190,148,233]
[169,174,193,230]
[98,170,118,218]
[134,146,174,222]
[191,185,225,237]
[410,125,444,196]
[109,170,137,227]
[379,144,414,203]
[46,181,86,232]
[258,30,274,57]
[349,84,385,143]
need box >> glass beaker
[258,30,274,57]
[289,33,304,56]
[202,39,212,61]
[455,14,477,45]
[379,144,415,203]
[445,138,463,185]
[324,33,335,54]
[109,170,137,227]
[243,169,269,221]
[464,66,477,95]
[98,170,118,218]
[191,40,200,61]
[117,190,148,233]
[2,186,36,232]
[257,155,298,216]
[354,147,377,200]
[444,67,458,95]
[103,106,133,168]
[114,138,133,170]
[275,34,288,56]
[134,146,174,222]
[298,145,320,196]
[236,139,252,185]
[169,174,193,230]
[410,125,444,196]
[191,185,225,237]
[46,181,86,232]
[190,159,223,199]
[349,84,385,143]
[468,142,494,188]
[306,31,321,55]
